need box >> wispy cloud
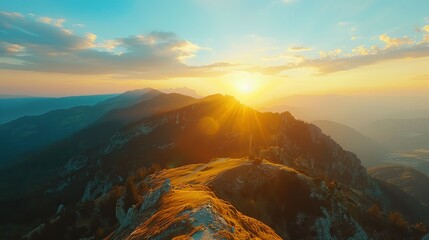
[305,43,429,74]
[422,25,429,42]
[37,16,65,27]
[337,21,350,26]
[72,23,85,28]
[0,11,95,51]
[242,31,429,76]
[287,46,312,52]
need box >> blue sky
[2,0,428,61]
[0,0,428,101]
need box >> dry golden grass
[126,186,281,239]
[118,158,283,239]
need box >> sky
[0,0,429,105]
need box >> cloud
[248,40,429,76]
[0,11,95,51]
[72,23,85,28]
[351,45,379,56]
[303,42,429,74]
[337,21,350,26]
[37,16,66,27]
[0,42,25,55]
[0,11,226,79]
[249,29,429,76]
[379,34,414,49]
[96,39,121,51]
[1,11,429,80]
[287,46,312,52]
[318,48,342,58]
[422,25,429,42]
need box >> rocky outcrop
[180,203,233,238]
[115,198,127,227]
[100,123,156,155]
[115,178,171,230]
[314,205,368,240]
[62,155,87,176]
[140,178,171,212]
[81,175,114,201]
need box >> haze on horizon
[1,0,429,106]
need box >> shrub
[368,204,383,219]
[135,167,149,182]
[388,211,409,229]
[149,163,162,174]
[413,222,428,234]
[124,176,139,209]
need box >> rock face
[115,178,171,230]
[140,178,171,212]
[101,123,156,155]
[115,198,127,227]
[81,175,114,201]
[314,206,368,240]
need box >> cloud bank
[256,31,429,76]
[0,11,224,79]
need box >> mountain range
[0,89,160,165]
[1,90,428,239]
[0,94,118,124]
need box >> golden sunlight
[232,72,260,95]
[239,82,253,93]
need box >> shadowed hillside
[313,120,387,167]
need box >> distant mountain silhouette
[262,94,429,130]
[159,87,202,98]
[363,118,429,152]
[0,89,160,165]
[0,94,117,124]
[369,165,429,206]
[313,120,387,167]
[0,94,36,98]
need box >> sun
[232,72,259,94]
[222,71,278,105]
[239,82,253,93]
